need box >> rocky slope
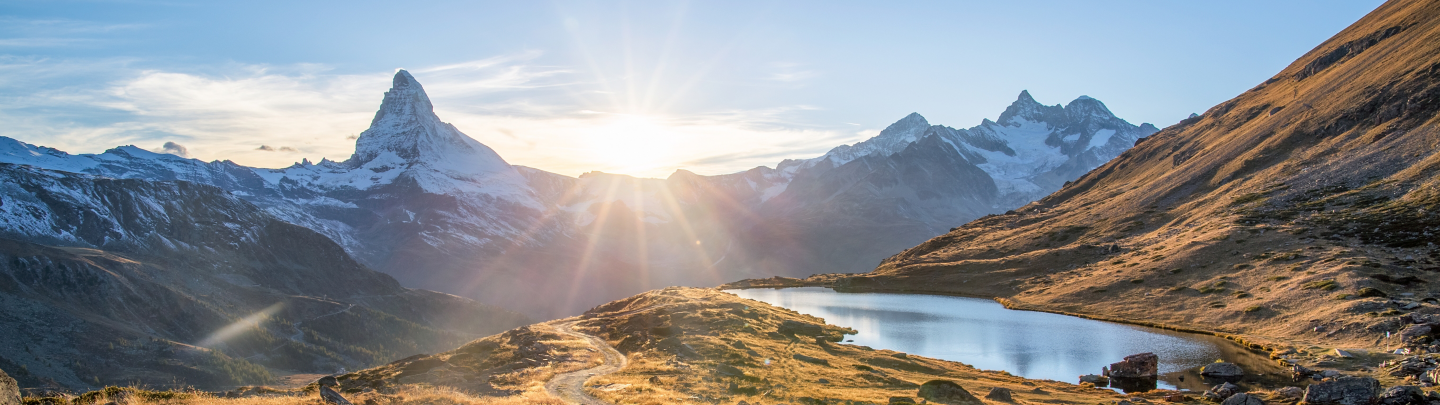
[0,72,1153,319]
[828,0,1440,352]
[0,163,528,390]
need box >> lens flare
[198,302,284,348]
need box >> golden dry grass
[572,287,1145,405]
[30,386,563,405]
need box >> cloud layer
[0,55,870,177]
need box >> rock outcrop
[1302,377,1381,405]
[0,369,18,405]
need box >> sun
[584,114,678,175]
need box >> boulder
[1221,393,1264,405]
[1426,368,1440,384]
[1292,364,1314,379]
[1400,324,1433,341]
[984,387,1013,402]
[888,397,917,405]
[778,320,824,336]
[1200,362,1244,378]
[1108,353,1159,378]
[1377,386,1426,405]
[1301,377,1380,405]
[1273,386,1305,399]
[1203,382,1242,400]
[0,369,17,405]
[317,375,339,387]
[917,380,982,405]
[319,386,354,405]
[1385,356,1434,377]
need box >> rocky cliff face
[0,163,528,389]
[843,0,1440,350]
[0,71,1152,319]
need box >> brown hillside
[835,0,1440,351]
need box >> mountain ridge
[0,77,1154,319]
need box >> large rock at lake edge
[1200,362,1244,378]
[918,380,982,405]
[0,369,17,405]
[778,320,824,336]
[1108,352,1158,378]
[1302,377,1381,405]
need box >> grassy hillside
[803,0,1440,354]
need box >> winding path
[545,319,628,405]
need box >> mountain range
[821,0,1440,352]
[0,71,1154,318]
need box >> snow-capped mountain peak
[996,90,1064,127]
[789,112,931,170]
[349,70,511,172]
[246,70,540,206]
[1063,95,1116,120]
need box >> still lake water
[729,287,1290,392]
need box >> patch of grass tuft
[1302,280,1339,291]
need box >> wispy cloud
[766,62,819,83]
[0,55,864,177]
[0,17,147,48]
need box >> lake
[729,287,1294,392]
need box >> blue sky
[0,1,1383,177]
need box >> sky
[0,1,1384,178]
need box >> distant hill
[836,0,1440,349]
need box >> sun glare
[584,114,679,175]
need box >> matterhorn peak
[369,70,436,128]
[339,69,535,202]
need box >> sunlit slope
[855,0,1440,348]
[321,287,1128,405]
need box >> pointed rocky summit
[348,70,513,176]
